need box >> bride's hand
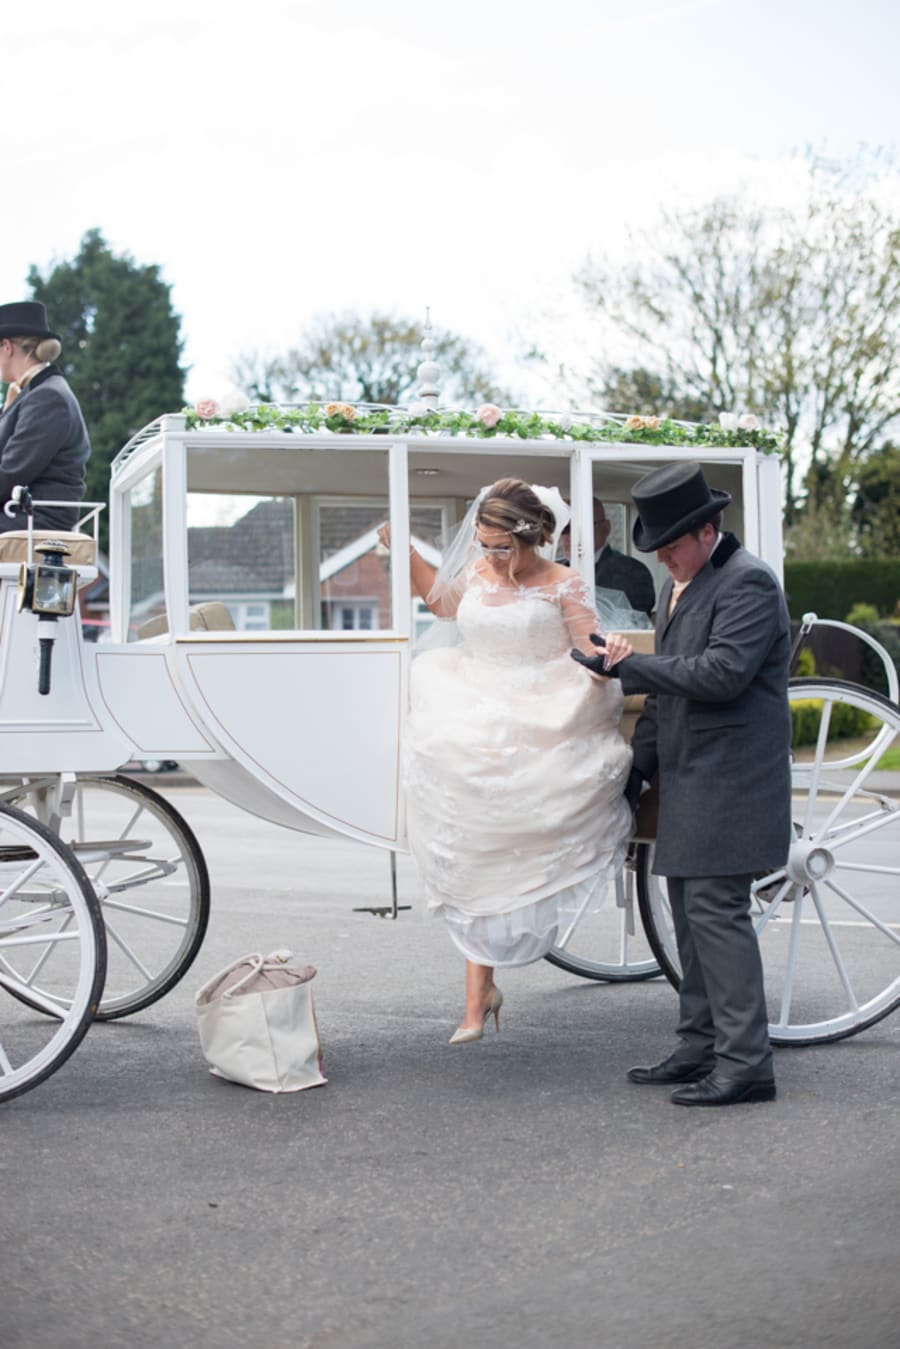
[603,632,633,666]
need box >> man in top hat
[573,461,792,1106]
[0,301,89,532]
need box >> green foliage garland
[181,403,782,454]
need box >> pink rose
[194,398,219,420]
[476,403,502,429]
[738,413,760,431]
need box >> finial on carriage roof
[416,308,440,410]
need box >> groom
[574,463,792,1106]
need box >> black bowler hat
[0,301,60,342]
[631,462,731,552]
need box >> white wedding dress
[405,566,633,967]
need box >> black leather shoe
[627,1053,715,1085]
[671,1071,776,1107]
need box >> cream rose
[324,402,342,417]
[738,413,760,431]
[218,388,250,417]
[624,415,645,431]
[340,404,356,421]
[643,415,660,431]
[718,412,739,432]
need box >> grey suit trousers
[667,874,773,1078]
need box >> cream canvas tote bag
[195,950,326,1093]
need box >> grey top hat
[631,461,732,552]
[0,301,60,342]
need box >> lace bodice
[455,568,601,666]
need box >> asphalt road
[2,784,898,1349]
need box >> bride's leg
[460,959,495,1030]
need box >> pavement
[2,785,898,1349]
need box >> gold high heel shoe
[448,987,503,1045]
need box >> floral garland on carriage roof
[183,392,781,455]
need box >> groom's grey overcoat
[620,533,792,877]
[0,364,89,532]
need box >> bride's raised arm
[376,522,465,618]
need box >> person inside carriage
[0,301,89,533]
[380,479,634,1043]
[559,496,656,618]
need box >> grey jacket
[619,533,792,877]
[0,365,89,532]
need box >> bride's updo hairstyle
[11,333,62,364]
[476,478,555,547]
[475,479,556,582]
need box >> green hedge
[783,561,900,621]
[791,699,878,749]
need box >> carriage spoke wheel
[636,679,900,1045]
[0,802,105,1103]
[545,846,662,982]
[4,775,209,1020]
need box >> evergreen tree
[28,229,186,513]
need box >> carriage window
[186,493,297,631]
[127,467,165,641]
[317,499,392,632]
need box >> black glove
[624,767,645,812]
[570,633,622,678]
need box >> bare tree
[232,312,511,408]
[575,152,900,521]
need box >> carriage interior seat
[136,601,237,640]
[0,529,97,569]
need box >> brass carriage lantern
[17,540,78,695]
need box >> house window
[337,604,375,631]
[231,601,271,631]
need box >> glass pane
[187,494,296,632]
[128,467,165,641]
[318,500,392,632]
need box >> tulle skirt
[404,646,633,967]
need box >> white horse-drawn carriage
[1,395,898,1101]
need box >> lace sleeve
[428,565,473,619]
[558,574,604,657]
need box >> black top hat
[631,461,731,552]
[0,301,60,342]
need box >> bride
[379,478,633,1044]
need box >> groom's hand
[623,767,645,811]
[571,633,623,677]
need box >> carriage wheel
[636,679,900,1045]
[0,803,106,1103]
[544,847,662,982]
[5,775,209,1020]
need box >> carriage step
[69,838,153,860]
[0,846,39,862]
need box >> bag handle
[195,950,308,1005]
[195,952,264,1005]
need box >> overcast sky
[5,0,898,406]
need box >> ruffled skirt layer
[405,647,633,967]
